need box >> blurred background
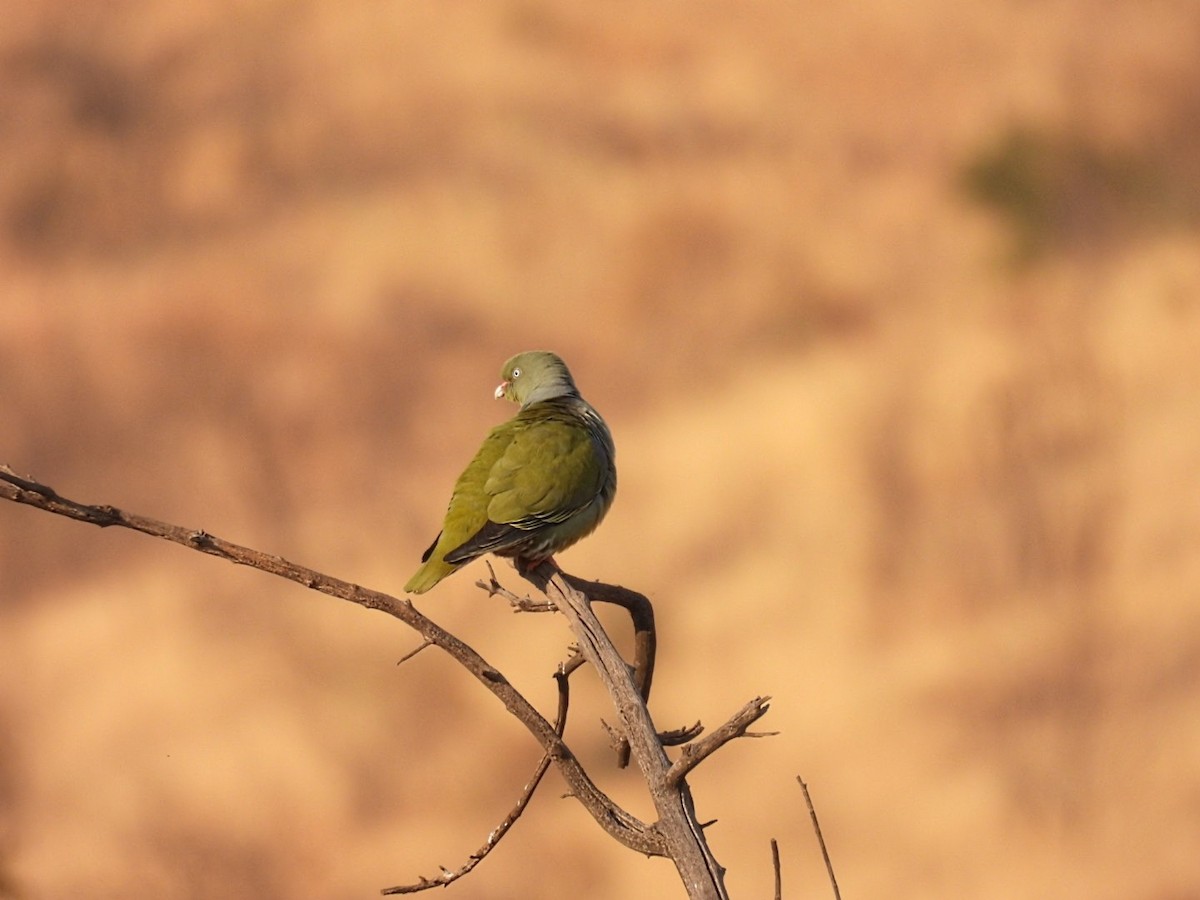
[2,1,1200,897]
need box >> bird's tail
[404,558,458,594]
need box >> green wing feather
[485,411,603,526]
[403,423,514,594]
[404,404,610,594]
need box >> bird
[404,350,616,594]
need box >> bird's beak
[494,381,509,400]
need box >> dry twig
[379,661,575,894]
[524,562,734,900]
[659,721,706,746]
[476,561,555,612]
[665,697,775,787]
[479,565,660,769]
[798,777,842,900]
[396,638,434,666]
[771,838,782,900]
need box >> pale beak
[494,381,509,399]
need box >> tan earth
[2,2,1200,898]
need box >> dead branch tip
[797,777,841,900]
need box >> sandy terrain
[3,2,1199,897]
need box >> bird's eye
[511,367,522,378]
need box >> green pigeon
[404,351,616,594]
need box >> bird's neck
[520,383,580,408]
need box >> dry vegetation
[3,1,1200,898]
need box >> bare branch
[396,638,434,666]
[523,562,734,900]
[480,569,657,746]
[508,596,557,613]
[379,653,576,894]
[771,838,782,900]
[558,647,587,680]
[480,566,660,769]
[1,467,777,900]
[476,561,554,612]
[659,722,705,746]
[665,697,774,787]
[535,572,658,768]
[0,466,666,859]
[798,778,842,900]
[600,718,625,757]
[560,573,656,704]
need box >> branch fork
[0,465,789,900]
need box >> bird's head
[495,351,579,407]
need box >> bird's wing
[426,423,518,556]
[484,415,603,527]
[442,414,602,563]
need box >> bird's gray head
[495,350,580,407]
